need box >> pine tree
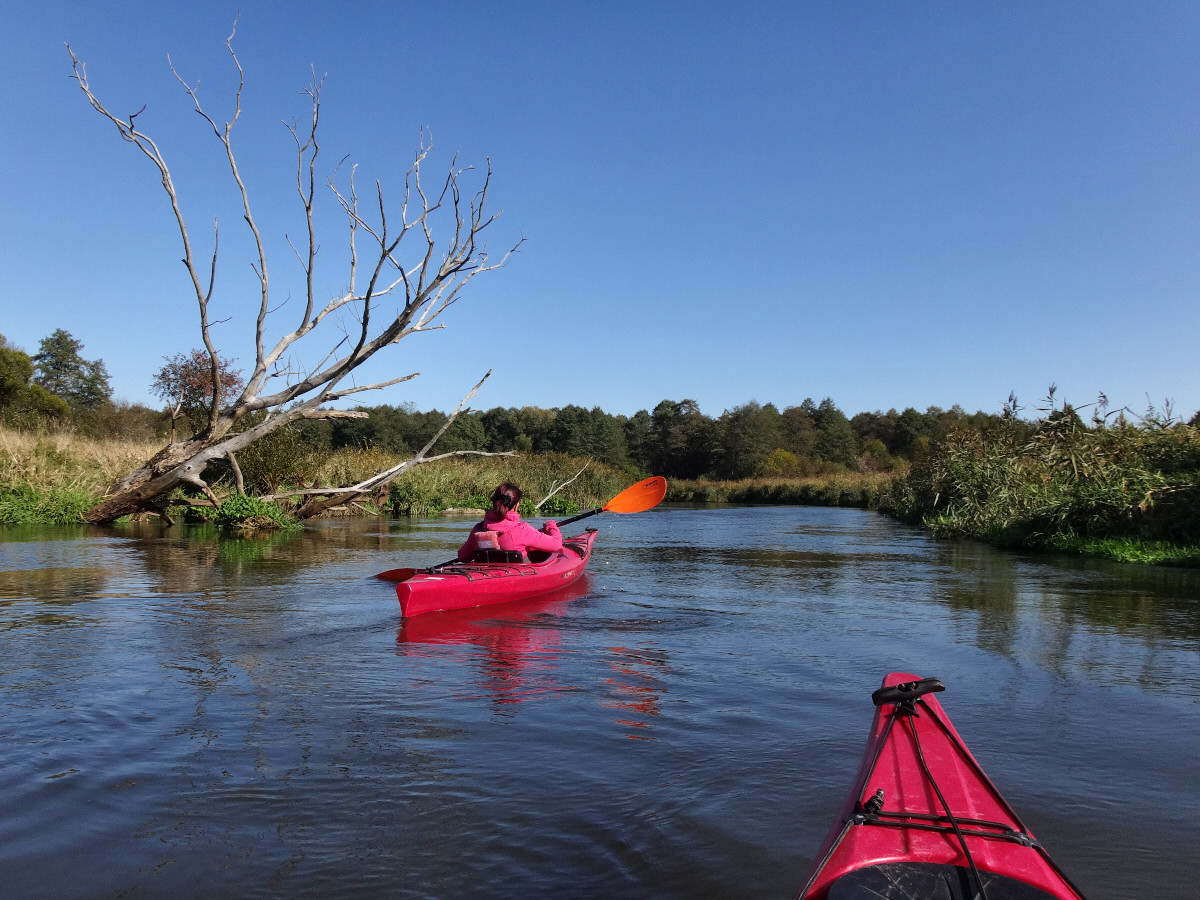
[31,329,112,415]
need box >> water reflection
[916,538,1200,649]
[396,578,593,709]
[0,567,108,632]
[600,645,668,739]
[929,545,1024,657]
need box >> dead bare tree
[66,26,520,524]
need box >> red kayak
[797,672,1087,900]
[384,529,597,618]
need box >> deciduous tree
[151,349,245,441]
[812,398,858,467]
[650,399,715,479]
[716,401,782,480]
[0,335,70,423]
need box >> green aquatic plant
[182,503,217,524]
[213,494,300,533]
[539,494,580,517]
[1041,532,1200,566]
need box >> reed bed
[666,471,901,508]
[880,411,1200,564]
[0,426,635,525]
[385,454,630,516]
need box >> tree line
[12,329,1197,494]
[302,397,1008,482]
[2,330,1011,481]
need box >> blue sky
[3,2,1198,421]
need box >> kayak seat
[828,862,1063,900]
[471,549,528,564]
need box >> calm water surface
[1,506,1198,898]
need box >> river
[1,506,1197,898]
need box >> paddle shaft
[553,507,602,528]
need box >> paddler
[457,482,562,563]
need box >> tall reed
[880,404,1200,560]
[386,455,630,516]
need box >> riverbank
[6,423,1199,567]
[0,427,160,525]
[665,471,898,508]
[0,425,639,523]
[0,426,630,525]
[879,406,1200,567]
[0,425,902,526]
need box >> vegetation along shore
[3,348,1199,565]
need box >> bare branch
[321,372,420,401]
[536,460,591,510]
[227,452,245,494]
[67,44,217,397]
[283,370,494,517]
[294,408,368,420]
[259,450,517,502]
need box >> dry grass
[384,454,631,514]
[312,446,403,488]
[0,425,634,524]
[0,425,162,494]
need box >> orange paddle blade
[603,476,667,514]
[375,567,417,583]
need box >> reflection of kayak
[797,672,1087,900]
[393,529,598,618]
[396,579,592,705]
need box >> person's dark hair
[490,482,523,514]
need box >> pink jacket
[457,509,563,562]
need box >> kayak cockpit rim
[424,528,596,581]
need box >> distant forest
[294,398,1006,482]
[1,329,1007,480]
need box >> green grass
[0,485,97,526]
[1042,533,1200,566]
